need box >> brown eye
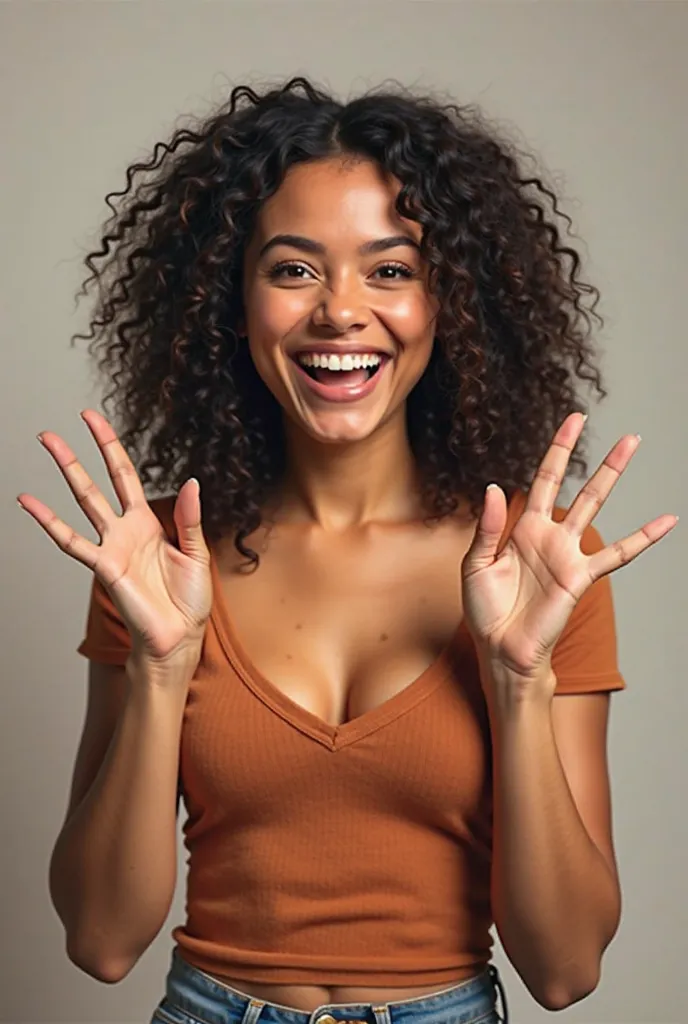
[372,263,415,280]
[267,261,313,279]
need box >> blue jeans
[150,950,509,1024]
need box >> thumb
[463,483,508,575]
[173,478,210,562]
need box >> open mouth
[292,352,386,388]
[299,361,383,385]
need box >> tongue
[313,367,369,387]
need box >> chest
[211,517,478,728]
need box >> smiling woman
[240,158,438,446]
[29,75,646,1024]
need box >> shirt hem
[554,672,626,693]
[173,942,487,986]
[76,642,129,664]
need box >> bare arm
[48,657,190,983]
[17,409,210,982]
[488,675,621,1011]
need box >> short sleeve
[76,495,177,666]
[550,509,626,695]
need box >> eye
[372,262,415,280]
[267,261,314,280]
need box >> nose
[311,280,370,333]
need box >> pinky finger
[18,493,102,570]
[589,513,679,581]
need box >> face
[241,157,439,445]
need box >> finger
[17,493,102,570]
[587,513,679,581]
[79,408,147,512]
[564,433,641,536]
[462,483,508,575]
[173,478,210,562]
[36,430,117,536]
[527,412,585,518]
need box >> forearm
[49,666,187,980]
[486,668,621,1010]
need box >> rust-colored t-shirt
[76,488,625,986]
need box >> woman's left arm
[486,677,621,1010]
[460,411,678,1010]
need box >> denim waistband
[152,949,509,1024]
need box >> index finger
[80,408,146,512]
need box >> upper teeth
[297,353,383,371]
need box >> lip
[290,353,391,404]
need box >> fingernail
[36,432,45,444]
[635,433,642,442]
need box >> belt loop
[488,965,509,1024]
[371,1005,392,1024]
[239,998,265,1024]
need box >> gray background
[2,2,686,1022]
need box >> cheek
[244,290,302,383]
[382,295,437,357]
[247,285,309,340]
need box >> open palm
[461,413,678,680]
[18,409,212,664]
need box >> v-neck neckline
[208,551,465,752]
[204,488,524,752]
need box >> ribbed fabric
[76,488,625,985]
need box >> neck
[275,408,422,530]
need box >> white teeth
[297,352,383,371]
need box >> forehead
[251,157,422,244]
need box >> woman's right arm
[48,656,191,984]
[18,408,213,983]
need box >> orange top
[76,488,625,985]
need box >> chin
[295,409,386,446]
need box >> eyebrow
[258,233,421,259]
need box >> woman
[19,77,676,1024]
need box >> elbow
[66,936,137,984]
[536,967,601,1011]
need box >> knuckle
[613,540,628,565]
[62,528,79,555]
[580,485,604,509]
[76,478,98,502]
[536,468,562,487]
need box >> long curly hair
[72,75,607,567]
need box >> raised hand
[17,409,213,671]
[461,412,678,689]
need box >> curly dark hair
[72,75,607,567]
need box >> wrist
[126,646,198,694]
[477,653,556,721]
